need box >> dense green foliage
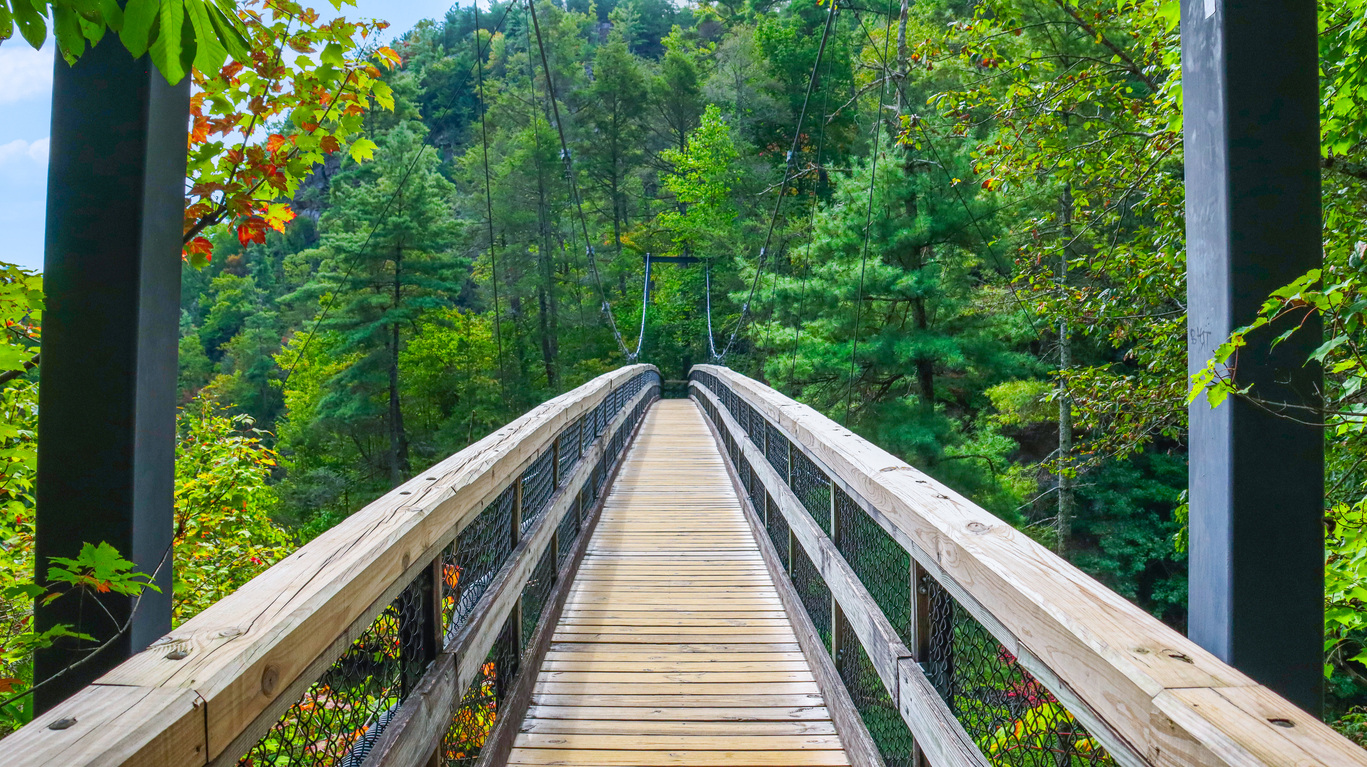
[6,0,1367,746]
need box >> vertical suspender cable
[474,1,506,393]
[527,0,641,360]
[843,2,896,425]
[715,0,839,363]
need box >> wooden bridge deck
[507,400,850,766]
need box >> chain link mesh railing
[792,542,831,639]
[690,370,1115,767]
[238,369,659,767]
[922,576,1116,766]
[836,617,918,767]
[520,544,557,648]
[242,583,428,767]
[792,445,833,536]
[442,486,516,639]
[519,449,555,535]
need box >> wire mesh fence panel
[558,422,581,483]
[442,486,516,638]
[765,422,789,481]
[441,613,522,766]
[922,576,1115,766]
[836,491,911,648]
[593,454,607,497]
[791,541,831,640]
[557,504,581,568]
[765,492,791,572]
[836,619,918,767]
[439,654,497,766]
[520,543,557,649]
[519,450,555,535]
[791,448,833,536]
[242,599,408,766]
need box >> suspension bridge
[8,0,1349,760]
[8,366,1365,766]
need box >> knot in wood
[261,664,281,696]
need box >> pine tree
[299,122,464,487]
[758,129,1034,511]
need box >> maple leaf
[236,217,268,247]
[320,135,341,154]
[186,236,214,259]
[376,46,402,68]
[265,134,287,153]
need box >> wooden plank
[520,719,838,735]
[505,749,851,766]
[512,733,845,750]
[524,705,833,722]
[10,686,207,767]
[508,402,850,767]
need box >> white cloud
[0,138,49,165]
[0,43,52,106]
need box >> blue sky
[0,0,456,273]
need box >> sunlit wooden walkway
[508,400,849,766]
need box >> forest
[1,0,1367,750]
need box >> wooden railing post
[398,561,440,698]
[512,478,524,656]
[831,478,842,660]
[910,560,934,767]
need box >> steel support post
[1183,0,1324,712]
[34,36,189,712]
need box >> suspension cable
[473,0,506,394]
[843,1,896,425]
[788,38,838,390]
[715,0,840,363]
[632,253,652,358]
[704,261,719,359]
[526,0,641,360]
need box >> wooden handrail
[10,364,659,767]
[690,364,1367,767]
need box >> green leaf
[120,0,158,57]
[12,0,47,49]
[348,138,378,163]
[185,0,226,74]
[320,41,345,68]
[53,5,86,64]
[149,0,186,84]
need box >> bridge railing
[13,365,661,767]
[689,364,1366,767]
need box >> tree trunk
[1056,183,1075,555]
[388,251,411,487]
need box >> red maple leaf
[237,217,268,247]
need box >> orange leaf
[0,677,20,694]
[320,135,341,154]
[266,134,287,154]
[186,237,214,259]
[237,217,268,247]
[377,46,402,67]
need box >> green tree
[295,122,464,487]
